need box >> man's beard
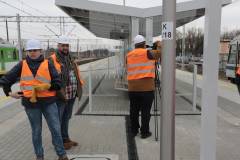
[59,48,69,55]
[62,50,69,54]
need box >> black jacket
[0,55,62,107]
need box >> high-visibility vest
[236,67,240,76]
[50,53,61,74]
[20,60,56,98]
[127,48,155,80]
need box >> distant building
[219,39,230,71]
[220,39,230,55]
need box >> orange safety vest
[127,48,155,80]
[236,67,240,76]
[20,60,56,98]
[50,53,84,85]
[50,53,62,74]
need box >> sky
[0,0,240,41]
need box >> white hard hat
[26,39,41,51]
[57,35,70,44]
[134,35,145,45]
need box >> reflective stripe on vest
[127,48,155,80]
[20,76,34,81]
[35,75,51,83]
[20,86,33,91]
[127,61,155,68]
[128,69,155,75]
[20,60,56,98]
[21,75,50,83]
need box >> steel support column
[131,17,139,49]
[200,1,222,160]
[160,0,176,160]
[146,17,153,46]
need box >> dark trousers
[236,75,240,94]
[128,91,154,134]
[56,98,76,141]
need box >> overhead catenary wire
[0,24,40,36]
[0,16,128,31]
[15,0,61,29]
[0,16,128,32]
[0,1,99,39]
[16,0,49,16]
[0,0,61,36]
[0,0,34,16]
[44,25,59,37]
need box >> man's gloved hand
[34,84,51,91]
[30,84,51,103]
[30,88,37,103]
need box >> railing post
[193,64,197,111]
[88,64,93,112]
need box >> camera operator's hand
[157,41,162,50]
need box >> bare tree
[221,29,240,40]
[176,27,204,57]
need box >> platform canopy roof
[55,0,231,39]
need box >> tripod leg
[154,88,159,141]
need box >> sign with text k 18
[162,22,173,40]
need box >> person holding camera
[0,39,69,160]
[126,35,161,138]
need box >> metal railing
[175,63,199,111]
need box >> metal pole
[60,16,62,35]
[160,0,176,160]
[146,17,153,47]
[47,39,50,49]
[77,39,80,59]
[182,25,186,69]
[62,17,65,35]
[17,14,23,60]
[108,45,110,77]
[192,64,197,112]
[98,45,100,58]
[6,18,9,41]
[79,47,81,58]
[87,45,89,58]
[131,17,139,49]
[89,64,92,112]
[200,1,222,160]
[123,0,125,6]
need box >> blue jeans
[56,98,76,141]
[25,103,66,157]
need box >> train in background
[0,39,19,77]
[226,35,240,83]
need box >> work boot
[58,154,69,160]
[131,131,139,137]
[141,132,152,139]
[63,142,72,150]
[36,156,44,160]
[64,138,78,146]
